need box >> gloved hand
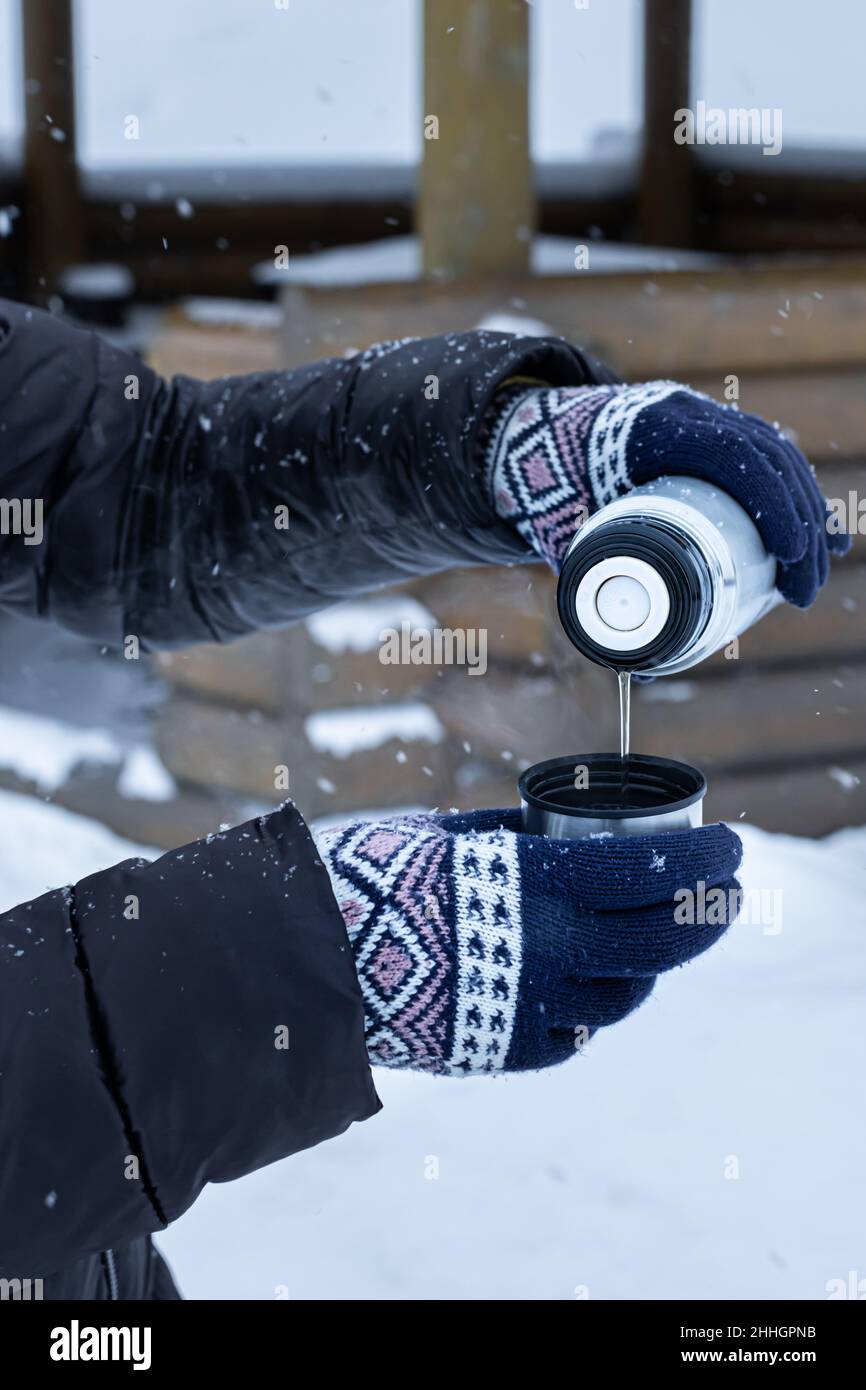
[316,808,742,1076]
[484,381,851,607]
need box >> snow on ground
[115,745,179,802]
[275,234,717,291]
[1,785,862,1300]
[0,705,177,803]
[0,706,122,791]
[304,595,435,654]
[305,703,444,758]
[0,790,154,906]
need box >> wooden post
[638,0,694,248]
[21,0,85,298]
[420,0,532,280]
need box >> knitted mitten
[316,808,741,1076]
[484,381,850,607]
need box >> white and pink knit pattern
[485,380,685,569]
[315,816,522,1075]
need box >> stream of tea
[617,668,632,807]
[617,669,632,758]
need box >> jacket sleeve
[0,298,614,649]
[0,802,380,1280]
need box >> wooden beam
[634,660,866,770]
[419,0,532,279]
[146,305,283,381]
[280,255,866,387]
[20,0,85,298]
[687,368,866,461]
[705,757,866,837]
[638,0,694,247]
[705,216,866,254]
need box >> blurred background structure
[0,0,864,843]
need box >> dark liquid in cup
[525,756,702,816]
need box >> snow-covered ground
[2,785,863,1300]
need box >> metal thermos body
[556,476,779,677]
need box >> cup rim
[518,752,707,821]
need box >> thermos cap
[556,476,778,676]
[574,555,671,652]
[595,574,652,630]
[557,516,707,672]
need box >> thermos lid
[574,555,670,653]
[557,518,708,672]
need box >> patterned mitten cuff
[483,383,616,570]
[315,809,741,1077]
[483,379,849,603]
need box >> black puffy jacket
[0,300,609,1299]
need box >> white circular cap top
[595,574,652,631]
[573,556,671,653]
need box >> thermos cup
[519,753,706,840]
[556,476,779,676]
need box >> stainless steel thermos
[519,476,777,840]
[555,476,779,677]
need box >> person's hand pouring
[484,380,851,606]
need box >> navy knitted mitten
[485,382,850,607]
[316,808,742,1075]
